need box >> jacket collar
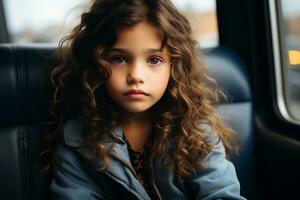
[62,116,133,165]
[62,115,125,148]
[62,116,151,200]
[62,116,86,148]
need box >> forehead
[113,21,163,50]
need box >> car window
[269,0,300,123]
[3,0,218,48]
[2,0,87,43]
[172,0,218,48]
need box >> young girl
[46,0,246,199]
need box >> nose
[127,63,144,85]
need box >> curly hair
[43,0,239,180]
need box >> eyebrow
[108,48,163,54]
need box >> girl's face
[104,21,171,114]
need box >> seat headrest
[0,44,57,126]
[203,47,251,103]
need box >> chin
[123,105,152,113]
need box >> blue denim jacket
[51,117,246,200]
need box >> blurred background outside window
[278,0,300,120]
[3,0,218,48]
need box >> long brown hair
[43,0,239,180]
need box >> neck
[121,111,153,152]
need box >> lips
[124,89,149,96]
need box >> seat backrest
[0,44,254,199]
[0,44,56,200]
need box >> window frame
[0,0,10,42]
[268,0,300,125]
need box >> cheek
[162,66,171,84]
[152,67,171,95]
[107,67,125,84]
[105,70,123,95]
[105,79,113,93]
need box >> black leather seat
[0,44,254,200]
[0,44,56,200]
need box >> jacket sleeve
[184,131,247,200]
[50,139,106,200]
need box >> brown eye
[111,56,127,64]
[148,57,163,65]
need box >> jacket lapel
[62,117,151,200]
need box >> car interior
[1,0,300,200]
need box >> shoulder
[57,116,122,166]
[52,116,87,171]
[54,117,99,180]
[198,123,222,146]
[51,122,106,199]
[197,123,228,168]
[183,123,245,199]
[55,116,85,164]
[61,116,122,148]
